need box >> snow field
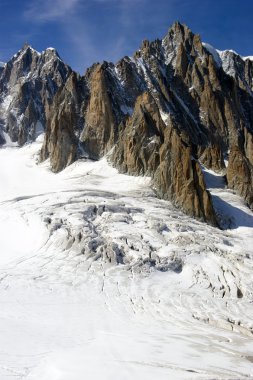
[0,138,253,379]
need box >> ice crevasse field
[0,134,253,380]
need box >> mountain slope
[1,22,253,225]
[0,22,253,379]
[41,22,253,224]
[0,137,253,380]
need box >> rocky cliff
[0,44,72,145]
[1,22,253,226]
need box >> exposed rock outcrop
[0,45,72,145]
[227,146,253,208]
[40,72,86,171]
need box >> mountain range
[1,21,253,227]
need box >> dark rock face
[2,22,253,225]
[110,92,217,224]
[227,146,253,208]
[40,72,87,172]
[0,45,72,145]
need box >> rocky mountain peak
[42,47,61,61]
[163,21,195,49]
[170,21,192,38]
[1,22,253,226]
[3,45,40,86]
[161,21,203,69]
[13,43,39,63]
[0,44,72,145]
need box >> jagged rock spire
[1,22,253,225]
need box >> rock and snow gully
[0,137,252,379]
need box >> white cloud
[24,0,80,22]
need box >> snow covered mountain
[0,131,253,380]
[40,22,253,225]
[0,44,72,145]
[1,22,253,225]
[0,21,253,380]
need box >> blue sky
[0,0,253,73]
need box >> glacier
[0,136,252,379]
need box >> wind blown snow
[0,137,253,380]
